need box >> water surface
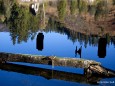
[0,28,115,86]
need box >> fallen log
[0,52,115,77]
[0,52,100,68]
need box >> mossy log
[0,52,115,77]
[0,52,100,68]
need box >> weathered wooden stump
[88,65,115,77]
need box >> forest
[0,0,115,44]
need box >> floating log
[0,52,100,68]
[0,52,115,77]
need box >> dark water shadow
[36,33,44,51]
[98,38,107,58]
[75,46,82,58]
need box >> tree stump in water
[85,64,115,77]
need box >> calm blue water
[0,30,115,86]
[0,70,85,86]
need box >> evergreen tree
[57,0,67,21]
[78,0,88,14]
[70,0,78,15]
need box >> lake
[0,26,115,86]
[0,0,115,85]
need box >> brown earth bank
[63,15,115,36]
[46,5,115,36]
[56,15,115,36]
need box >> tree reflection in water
[98,38,107,58]
[3,0,115,47]
[75,46,82,58]
[0,62,113,85]
[36,33,44,51]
